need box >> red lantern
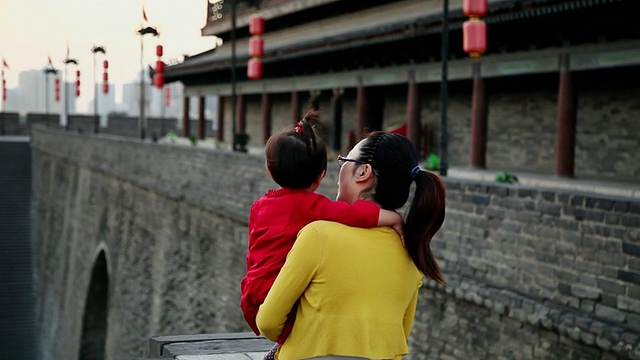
[103,83,109,94]
[2,79,6,100]
[165,86,171,107]
[156,45,163,57]
[153,73,165,88]
[248,16,265,80]
[55,78,60,102]
[103,60,109,69]
[155,60,165,73]
[463,0,488,17]
[103,72,108,81]
[247,58,263,80]
[249,15,265,35]
[249,37,264,57]
[463,19,487,57]
[75,70,81,97]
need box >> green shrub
[495,170,519,184]
[424,152,441,171]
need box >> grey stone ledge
[424,274,640,358]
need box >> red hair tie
[295,121,304,134]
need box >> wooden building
[165,0,640,181]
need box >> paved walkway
[162,137,640,199]
[447,167,640,199]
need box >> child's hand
[391,216,405,248]
[379,209,405,247]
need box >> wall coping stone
[428,274,640,359]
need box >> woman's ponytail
[404,170,446,283]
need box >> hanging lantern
[463,0,488,17]
[463,19,487,57]
[462,0,488,58]
[165,86,171,107]
[75,70,81,98]
[249,37,264,57]
[55,78,60,102]
[247,58,263,80]
[249,15,265,35]
[154,45,165,88]
[248,15,265,80]
[103,60,109,94]
[153,72,165,88]
[154,60,165,88]
[155,60,165,73]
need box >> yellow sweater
[256,221,423,360]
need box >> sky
[0,0,215,92]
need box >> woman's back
[257,220,423,360]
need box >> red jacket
[241,188,379,343]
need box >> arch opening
[78,251,109,360]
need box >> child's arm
[316,196,404,241]
[378,209,405,245]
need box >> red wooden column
[182,96,190,137]
[261,92,271,144]
[216,96,224,142]
[469,60,488,168]
[291,91,301,124]
[406,70,421,150]
[198,96,206,140]
[331,88,343,151]
[555,54,577,177]
[356,81,367,140]
[237,94,246,134]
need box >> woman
[256,132,446,360]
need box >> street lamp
[137,25,159,140]
[63,57,79,130]
[231,0,238,151]
[43,66,59,116]
[439,0,450,176]
[91,45,106,134]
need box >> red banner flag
[48,56,53,65]
[2,58,8,69]
[143,6,148,21]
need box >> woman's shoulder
[302,219,354,231]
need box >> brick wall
[30,109,640,359]
[0,112,22,135]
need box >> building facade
[166,0,640,180]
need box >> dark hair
[357,132,446,283]
[264,109,327,189]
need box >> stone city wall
[30,122,639,360]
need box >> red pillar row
[356,82,367,140]
[331,89,343,152]
[469,61,487,168]
[291,91,301,124]
[262,92,271,144]
[198,96,205,140]
[237,94,246,134]
[406,70,421,151]
[555,54,577,177]
[182,96,190,137]
[216,96,224,142]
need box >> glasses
[337,155,368,168]
[337,155,379,175]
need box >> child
[240,110,403,358]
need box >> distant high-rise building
[87,84,117,127]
